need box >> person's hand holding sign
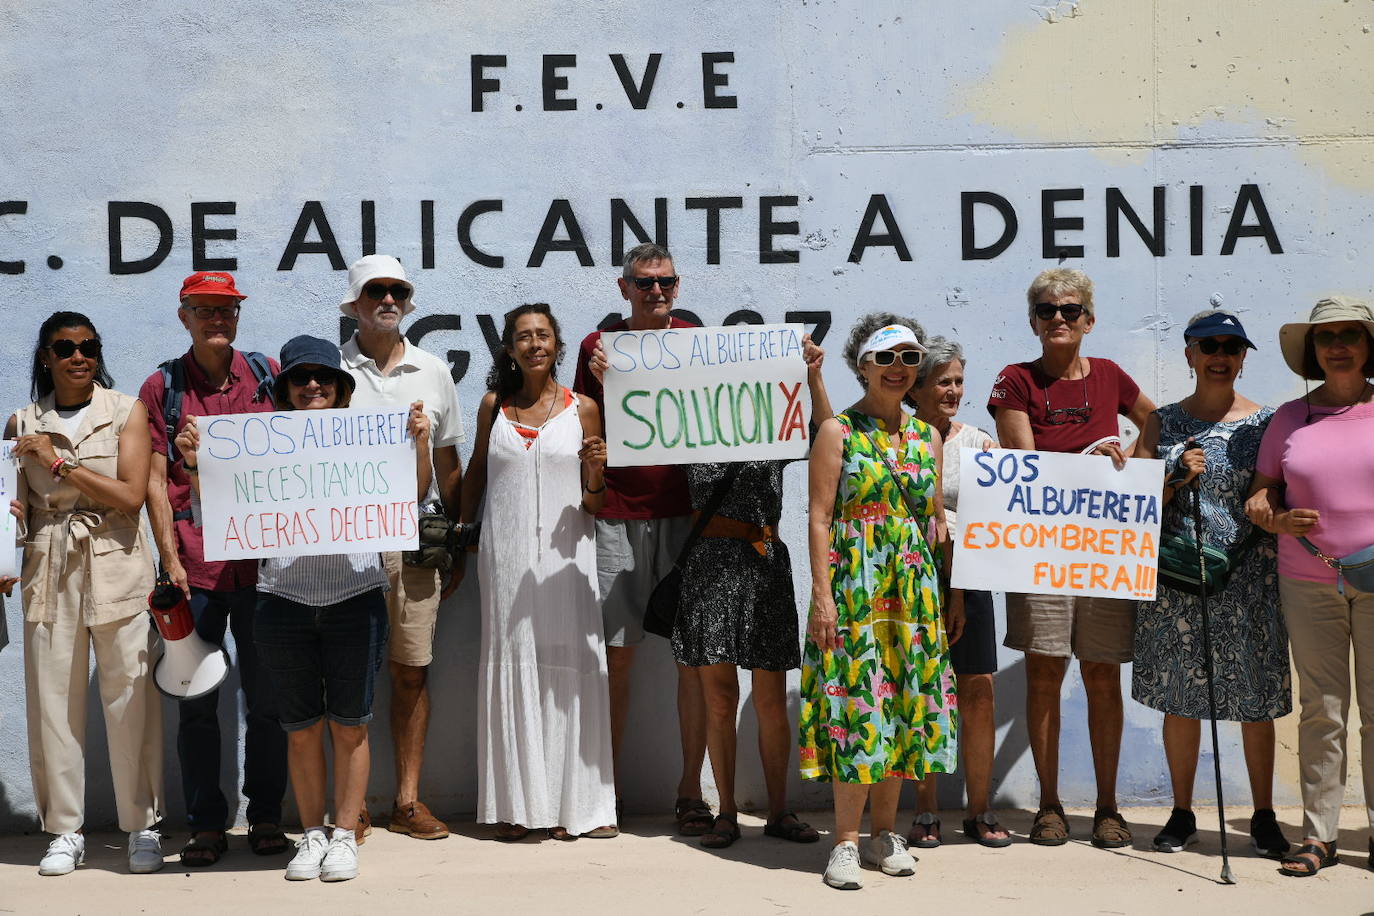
[589,338,609,384]
[802,334,824,376]
[174,416,202,502]
[13,432,59,470]
[1090,437,1129,470]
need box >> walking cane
[1186,478,1236,885]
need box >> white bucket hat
[1278,295,1374,379]
[340,254,416,318]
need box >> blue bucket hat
[273,334,356,405]
[1184,311,1256,349]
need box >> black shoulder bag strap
[668,463,745,573]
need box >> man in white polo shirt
[339,255,464,841]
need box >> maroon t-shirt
[138,349,281,591]
[986,357,1140,453]
[574,317,695,520]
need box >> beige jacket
[15,387,153,625]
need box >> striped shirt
[256,552,387,607]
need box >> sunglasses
[1043,376,1092,425]
[1034,302,1086,322]
[1313,328,1365,348]
[46,338,102,360]
[286,367,338,387]
[628,275,679,291]
[866,349,923,367]
[184,304,241,320]
[1192,337,1247,356]
[363,282,412,301]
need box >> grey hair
[622,242,674,280]
[842,312,926,384]
[1026,267,1095,321]
[915,336,965,387]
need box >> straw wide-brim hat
[1278,295,1374,379]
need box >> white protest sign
[951,448,1165,600]
[198,407,419,561]
[602,323,810,466]
[0,443,16,576]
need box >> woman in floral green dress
[800,314,960,891]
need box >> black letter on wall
[421,200,435,269]
[528,199,594,267]
[686,196,744,265]
[611,198,668,265]
[848,194,912,263]
[278,201,346,270]
[610,53,661,109]
[961,191,1018,261]
[759,196,800,264]
[407,314,469,384]
[109,201,173,275]
[1220,184,1283,255]
[0,201,26,274]
[1041,188,1085,259]
[701,52,737,108]
[471,55,507,112]
[542,54,577,110]
[190,201,238,271]
[458,200,505,268]
[1105,187,1166,257]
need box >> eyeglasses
[45,338,101,360]
[363,282,412,301]
[1043,376,1092,425]
[286,367,337,387]
[628,275,679,291]
[183,304,241,320]
[1192,337,1247,356]
[1034,302,1085,322]
[1313,328,1364,348]
[866,350,923,367]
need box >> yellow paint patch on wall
[960,0,1374,188]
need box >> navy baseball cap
[1184,311,1256,349]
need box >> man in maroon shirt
[138,272,288,866]
[574,243,709,834]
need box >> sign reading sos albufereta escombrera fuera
[197,407,420,560]
[603,323,811,466]
[952,448,1166,600]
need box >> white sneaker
[823,840,863,890]
[285,828,330,881]
[320,829,358,882]
[862,829,916,876]
[38,832,85,876]
[127,829,165,873]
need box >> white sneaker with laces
[862,829,916,876]
[823,840,863,890]
[320,829,358,882]
[286,828,330,881]
[38,832,85,876]
[127,828,165,873]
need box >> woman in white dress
[461,303,616,840]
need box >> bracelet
[183,460,199,476]
[583,482,606,494]
[49,458,65,478]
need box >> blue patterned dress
[1131,403,1291,721]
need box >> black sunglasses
[1313,328,1364,348]
[628,275,679,291]
[46,338,102,360]
[363,282,412,301]
[1192,337,1246,356]
[184,304,241,320]
[1034,302,1085,322]
[867,349,923,367]
[286,366,338,387]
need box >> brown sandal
[674,797,713,836]
[1091,808,1133,849]
[1030,805,1069,846]
[495,822,530,842]
[699,813,740,849]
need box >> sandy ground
[0,806,1369,915]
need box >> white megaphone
[148,576,229,700]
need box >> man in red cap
[137,272,289,867]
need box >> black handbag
[643,464,743,639]
[1156,487,1260,596]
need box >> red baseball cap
[180,271,246,300]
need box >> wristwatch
[53,457,79,480]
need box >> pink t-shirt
[1256,398,1374,583]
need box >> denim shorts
[254,589,389,731]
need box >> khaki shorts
[382,552,442,667]
[595,516,692,648]
[1004,592,1136,663]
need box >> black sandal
[963,812,1012,848]
[763,810,819,844]
[907,812,942,849]
[246,822,288,856]
[674,797,713,836]
[699,813,740,849]
[1279,841,1339,877]
[179,831,228,867]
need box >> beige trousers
[1279,575,1374,842]
[24,613,164,834]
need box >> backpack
[160,351,276,465]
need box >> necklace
[515,380,558,429]
[55,396,93,411]
[1304,381,1373,425]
